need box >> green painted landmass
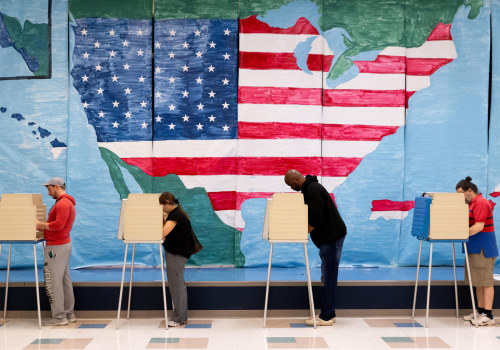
[99,147,245,267]
[239,0,297,19]
[1,13,49,76]
[69,0,152,19]
[155,0,238,19]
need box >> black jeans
[318,237,344,320]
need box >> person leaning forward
[36,177,76,326]
[284,169,347,326]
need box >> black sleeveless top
[162,207,194,258]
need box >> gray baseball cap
[42,177,65,187]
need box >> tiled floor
[0,317,499,349]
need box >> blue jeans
[318,237,344,320]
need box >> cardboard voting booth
[0,193,46,240]
[262,193,308,241]
[117,193,163,241]
[411,192,468,240]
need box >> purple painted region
[50,138,67,147]
[28,122,36,125]
[0,107,6,113]
[37,127,51,138]
[11,113,24,121]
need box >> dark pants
[318,237,344,321]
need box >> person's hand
[36,220,46,231]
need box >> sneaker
[167,320,186,327]
[470,314,496,326]
[463,311,480,321]
[42,317,69,326]
[305,315,336,326]
[67,313,76,323]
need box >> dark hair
[456,176,478,193]
[159,192,190,220]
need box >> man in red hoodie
[36,177,76,326]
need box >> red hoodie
[44,194,76,246]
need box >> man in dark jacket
[285,169,347,326]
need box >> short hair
[456,176,478,193]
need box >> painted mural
[0,0,498,269]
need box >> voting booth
[410,192,477,327]
[116,193,168,329]
[0,193,46,328]
[262,193,316,328]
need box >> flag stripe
[426,23,452,41]
[371,200,415,211]
[239,52,334,72]
[354,55,453,76]
[239,15,319,35]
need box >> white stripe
[380,41,456,59]
[98,141,152,158]
[216,210,242,227]
[322,140,380,158]
[334,73,405,90]
[153,140,237,157]
[239,69,323,88]
[238,104,323,123]
[322,107,405,126]
[406,75,430,92]
[239,33,321,53]
[369,211,409,220]
[237,139,321,157]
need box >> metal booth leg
[425,242,433,328]
[451,243,459,318]
[159,244,168,330]
[303,242,316,329]
[33,243,41,328]
[3,244,11,321]
[116,243,129,329]
[412,240,423,319]
[127,243,136,320]
[263,242,274,328]
[463,244,478,328]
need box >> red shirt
[44,194,76,246]
[469,194,494,233]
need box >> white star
[122,40,129,47]
[112,100,119,107]
[182,115,189,122]
[155,91,162,98]
[169,104,176,111]
[138,76,145,83]
[109,50,116,57]
[197,103,204,110]
[182,64,189,72]
[83,52,89,59]
[82,101,89,108]
[156,115,162,122]
[140,101,147,108]
[209,41,216,48]
[196,123,203,130]
[182,41,189,49]
[111,75,119,82]
[224,28,231,36]
[112,121,119,128]
[155,41,161,48]
[195,51,203,58]
[141,121,148,129]
[82,75,89,82]
[223,53,230,60]
[208,115,216,122]
[182,90,189,97]
[169,29,176,36]
[222,78,229,85]
[95,64,102,71]
[124,111,132,119]
[155,67,161,73]
[98,110,105,118]
[137,29,143,36]
[169,76,175,83]
[124,87,131,94]
[222,101,229,109]
[223,125,229,131]
[194,29,201,36]
[208,65,215,72]
[94,41,100,48]
[196,77,203,84]
[137,49,144,56]
[168,123,175,130]
[109,29,115,36]
[168,52,175,59]
[81,28,88,36]
[97,87,104,95]
[208,91,216,98]
[123,63,130,70]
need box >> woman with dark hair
[456,177,498,326]
[159,192,195,327]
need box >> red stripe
[207,191,274,211]
[489,192,500,198]
[323,89,406,107]
[121,157,362,177]
[238,86,322,105]
[405,91,416,108]
[354,55,405,74]
[426,23,452,41]
[406,58,454,76]
[238,122,399,141]
[371,200,415,211]
[239,15,319,35]
[239,52,334,72]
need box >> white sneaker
[67,313,76,323]
[305,315,336,326]
[470,314,496,326]
[42,318,68,326]
[168,320,186,327]
[463,311,480,321]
